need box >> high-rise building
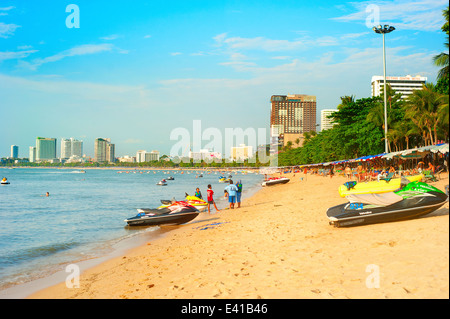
[10,145,18,158]
[95,138,115,163]
[71,138,83,158]
[61,139,72,159]
[107,143,115,163]
[36,137,57,161]
[270,94,317,136]
[371,75,427,100]
[29,146,36,163]
[320,109,337,131]
[61,138,83,160]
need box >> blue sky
[0,0,448,158]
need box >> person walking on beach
[206,184,220,214]
[224,180,238,209]
[235,180,243,208]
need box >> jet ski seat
[138,208,171,215]
[346,192,404,206]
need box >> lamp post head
[372,24,395,34]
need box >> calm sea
[0,167,263,295]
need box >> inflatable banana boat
[338,174,423,197]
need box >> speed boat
[327,180,448,227]
[261,177,290,187]
[124,201,200,226]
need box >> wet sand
[29,172,449,299]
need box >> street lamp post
[373,24,395,154]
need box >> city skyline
[1,0,447,157]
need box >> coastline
[24,172,449,299]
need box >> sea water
[0,167,263,295]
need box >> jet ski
[261,177,290,187]
[159,194,207,211]
[157,179,167,186]
[338,174,423,197]
[1,178,10,185]
[327,180,448,227]
[124,201,200,226]
[166,176,175,180]
[219,176,230,183]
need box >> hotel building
[36,137,57,161]
[29,146,36,163]
[136,150,160,162]
[61,138,83,160]
[320,109,337,131]
[371,75,427,100]
[95,138,115,163]
[270,94,316,134]
[270,94,316,147]
[10,145,18,158]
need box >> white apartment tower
[61,138,83,159]
[320,109,337,131]
[371,75,427,100]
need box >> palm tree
[404,83,445,146]
[433,37,449,81]
[434,6,449,82]
[366,84,403,150]
[337,95,355,110]
[438,94,449,141]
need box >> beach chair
[379,172,394,183]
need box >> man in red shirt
[207,184,220,214]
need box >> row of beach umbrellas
[299,143,449,167]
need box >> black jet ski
[166,176,174,180]
[124,201,200,226]
[327,180,448,227]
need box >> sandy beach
[28,172,449,299]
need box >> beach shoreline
[21,172,450,299]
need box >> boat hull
[338,174,423,197]
[262,178,290,187]
[327,191,448,227]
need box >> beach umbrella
[430,143,449,154]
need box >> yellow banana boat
[338,174,423,197]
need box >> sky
[0,0,448,158]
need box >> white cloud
[20,44,114,70]
[170,52,182,56]
[100,34,120,41]
[0,22,20,38]
[0,50,38,61]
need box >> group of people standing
[193,180,243,213]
